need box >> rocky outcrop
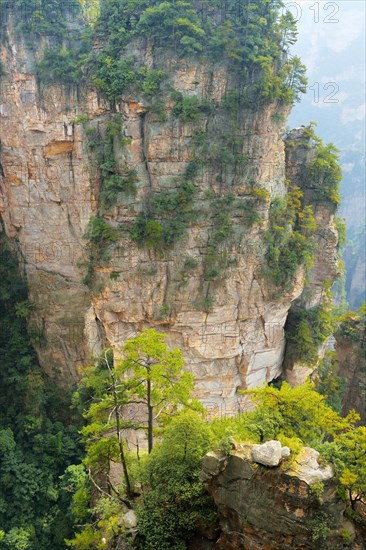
[283,128,341,386]
[335,316,366,425]
[251,440,284,467]
[0,21,339,409]
[201,444,360,549]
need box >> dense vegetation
[66,330,366,548]
[5,0,306,106]
[265,184,317,292]
[0,232,365,548]
[2,2,364,548]
[285,281,336,364]
[0,228,83,549]
[303,126,342,208]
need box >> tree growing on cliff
[74,329,199,501]
[76,348,134,500]
[241,382,366,511]
[117,328,200,453]
[136,411,216,550]
[243,381,359,448]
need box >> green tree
[118,328,200,453]
[0,229,82,548]
[243,382,358,448]
[319,426,366,511]
[74,349,134,500]
[136,411,216,550]
[314,351,345,413]
[74,329,199,501]
[238,382,366,511]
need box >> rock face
[251,440,283,467]
[0,21,339,408]
[283,128,340,386]
[285,447,334,485]
[201,445,359,549]
[335,318,366,425]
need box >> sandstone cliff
[336,313,366,425]
[201,444,364,549]
[0,13,339,412]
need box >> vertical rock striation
[201,445,361,549]
[0,19,339,408]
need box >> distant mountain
[289,0,366,307]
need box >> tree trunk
[111,375,133,500]
[115,403,133,500]
[147,375,153,453]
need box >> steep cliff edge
[335,310,366,425]
[0,4,340,411]
[201,445,363,549]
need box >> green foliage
[234,382,366,510]
[309,481,325,501]
[4,0,307,120]
[265,186,317,291]
[1,0,79,38]
[309,512,330,542]
[119,329,201,449]
[336,306,366,344]
[73,329,199,485]
[314,352,345,413]
[335,216,347,249]
[1,527,32,549]
[172,92,213,123]
[82,216,119,285]
[319,426,366,511]
[70,332,203,545]
[285,284,336,364]
[37,47,81,85]
[136,411,216,550]
[84,217,119,248]
[0,229,83,548]
[30,0,307,108]
[252,187,270,202]
[93,56,138,101]
[85,116,138,212]
[305,141,342,207]
[14,300,36,318]
[131,215,165,250]
[203,194,236,282]
[131,179,196,250]
[242,382,358,448]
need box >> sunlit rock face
[201,445,359,549]
[0,22,338,410]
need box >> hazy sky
[288,0,366,149]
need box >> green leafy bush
[93,56,138,102]
[82,217,119,285]
[314,351,345,413]
[2,0,77,38]
[85,116,138,211]
[137,411,216,550]
[84,216,119,248]
[37,47,81,84]
[172,93,213,123]
[265,186,317,291]
[305,142,342,207]
[131,216,165,250]
[131,180,196,250]
[0,230,82,548]
[285,285,335,364]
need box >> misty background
[288,0,366,308]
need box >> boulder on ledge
[251,440,283,467]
